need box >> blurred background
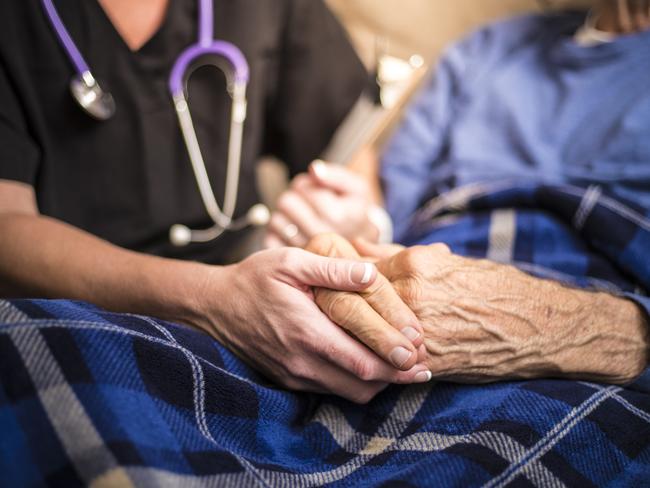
[326,0,591,67]
[259,0,593,208]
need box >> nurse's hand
[195,247,430,404]
[263,162,380,249]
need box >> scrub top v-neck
[0,0,367,264]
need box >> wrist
[553,290,649,383]
[148,259,222,335]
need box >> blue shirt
[382,12,650,240]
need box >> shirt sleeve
[263,0,367,176]
[0,59,40,186]
[624,293,650,394]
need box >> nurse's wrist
[159,260,223,336]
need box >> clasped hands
[307,233,648,392]
[201,231,647,405]
[197,159,647,404]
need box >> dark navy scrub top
[0,0,367,264]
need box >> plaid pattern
[1,181,649,487]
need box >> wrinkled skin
[308,234,650,384]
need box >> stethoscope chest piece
[70,73,116,121]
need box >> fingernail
[414,370,432,383]
[351,262,375,284]
[401,326,420,342]
[312,160,327,179]
[390,346,412,368]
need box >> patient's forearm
[375,245,650,384]
[418,275,649,384]
[538,287,649,383]
[0,214,210,325]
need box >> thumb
[286,249,377,291]
[309,160,367,195]
[352,238,405,260]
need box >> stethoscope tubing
[40,0,265,245]
[41,0,91,77]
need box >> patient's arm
[310,234,649,384]
[363,241,649,384]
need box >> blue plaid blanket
[1,182,649,487]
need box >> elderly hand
[264,162,381,249]
[357,241,649,384]
[196,246,429,404]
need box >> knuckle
[291,174,310,189]
[430,242,451,254]
[269,212,285,232]
[276,247,300,270]
[276,192,296,213]
[362,275,390,301]
[401,247,425,271]
[305,233,338,256]
[325,293,361,326]
[281,376,304,392]
[286,357,314,382]
[324,259,344,285]
[351,356,376,381]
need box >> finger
[305,233,361,259]
[281,247,377,291]
[310,320,432,384]
[375,243,452,282]
[306,234,424,349]
[309,160,367,195]
[352,237,404,260]
[276,191,333,239]
[286,356,388,404]
[263,232,286,249]
[315,287,420,370]
[360,273,424,347]
[417,343,427,364]
[268,211,308,248]
[288,172,313,191]
[292,178,342,220]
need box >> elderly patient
[267,0,650,396]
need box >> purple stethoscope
[41,0,271,246]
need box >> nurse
[0,0,430,403]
